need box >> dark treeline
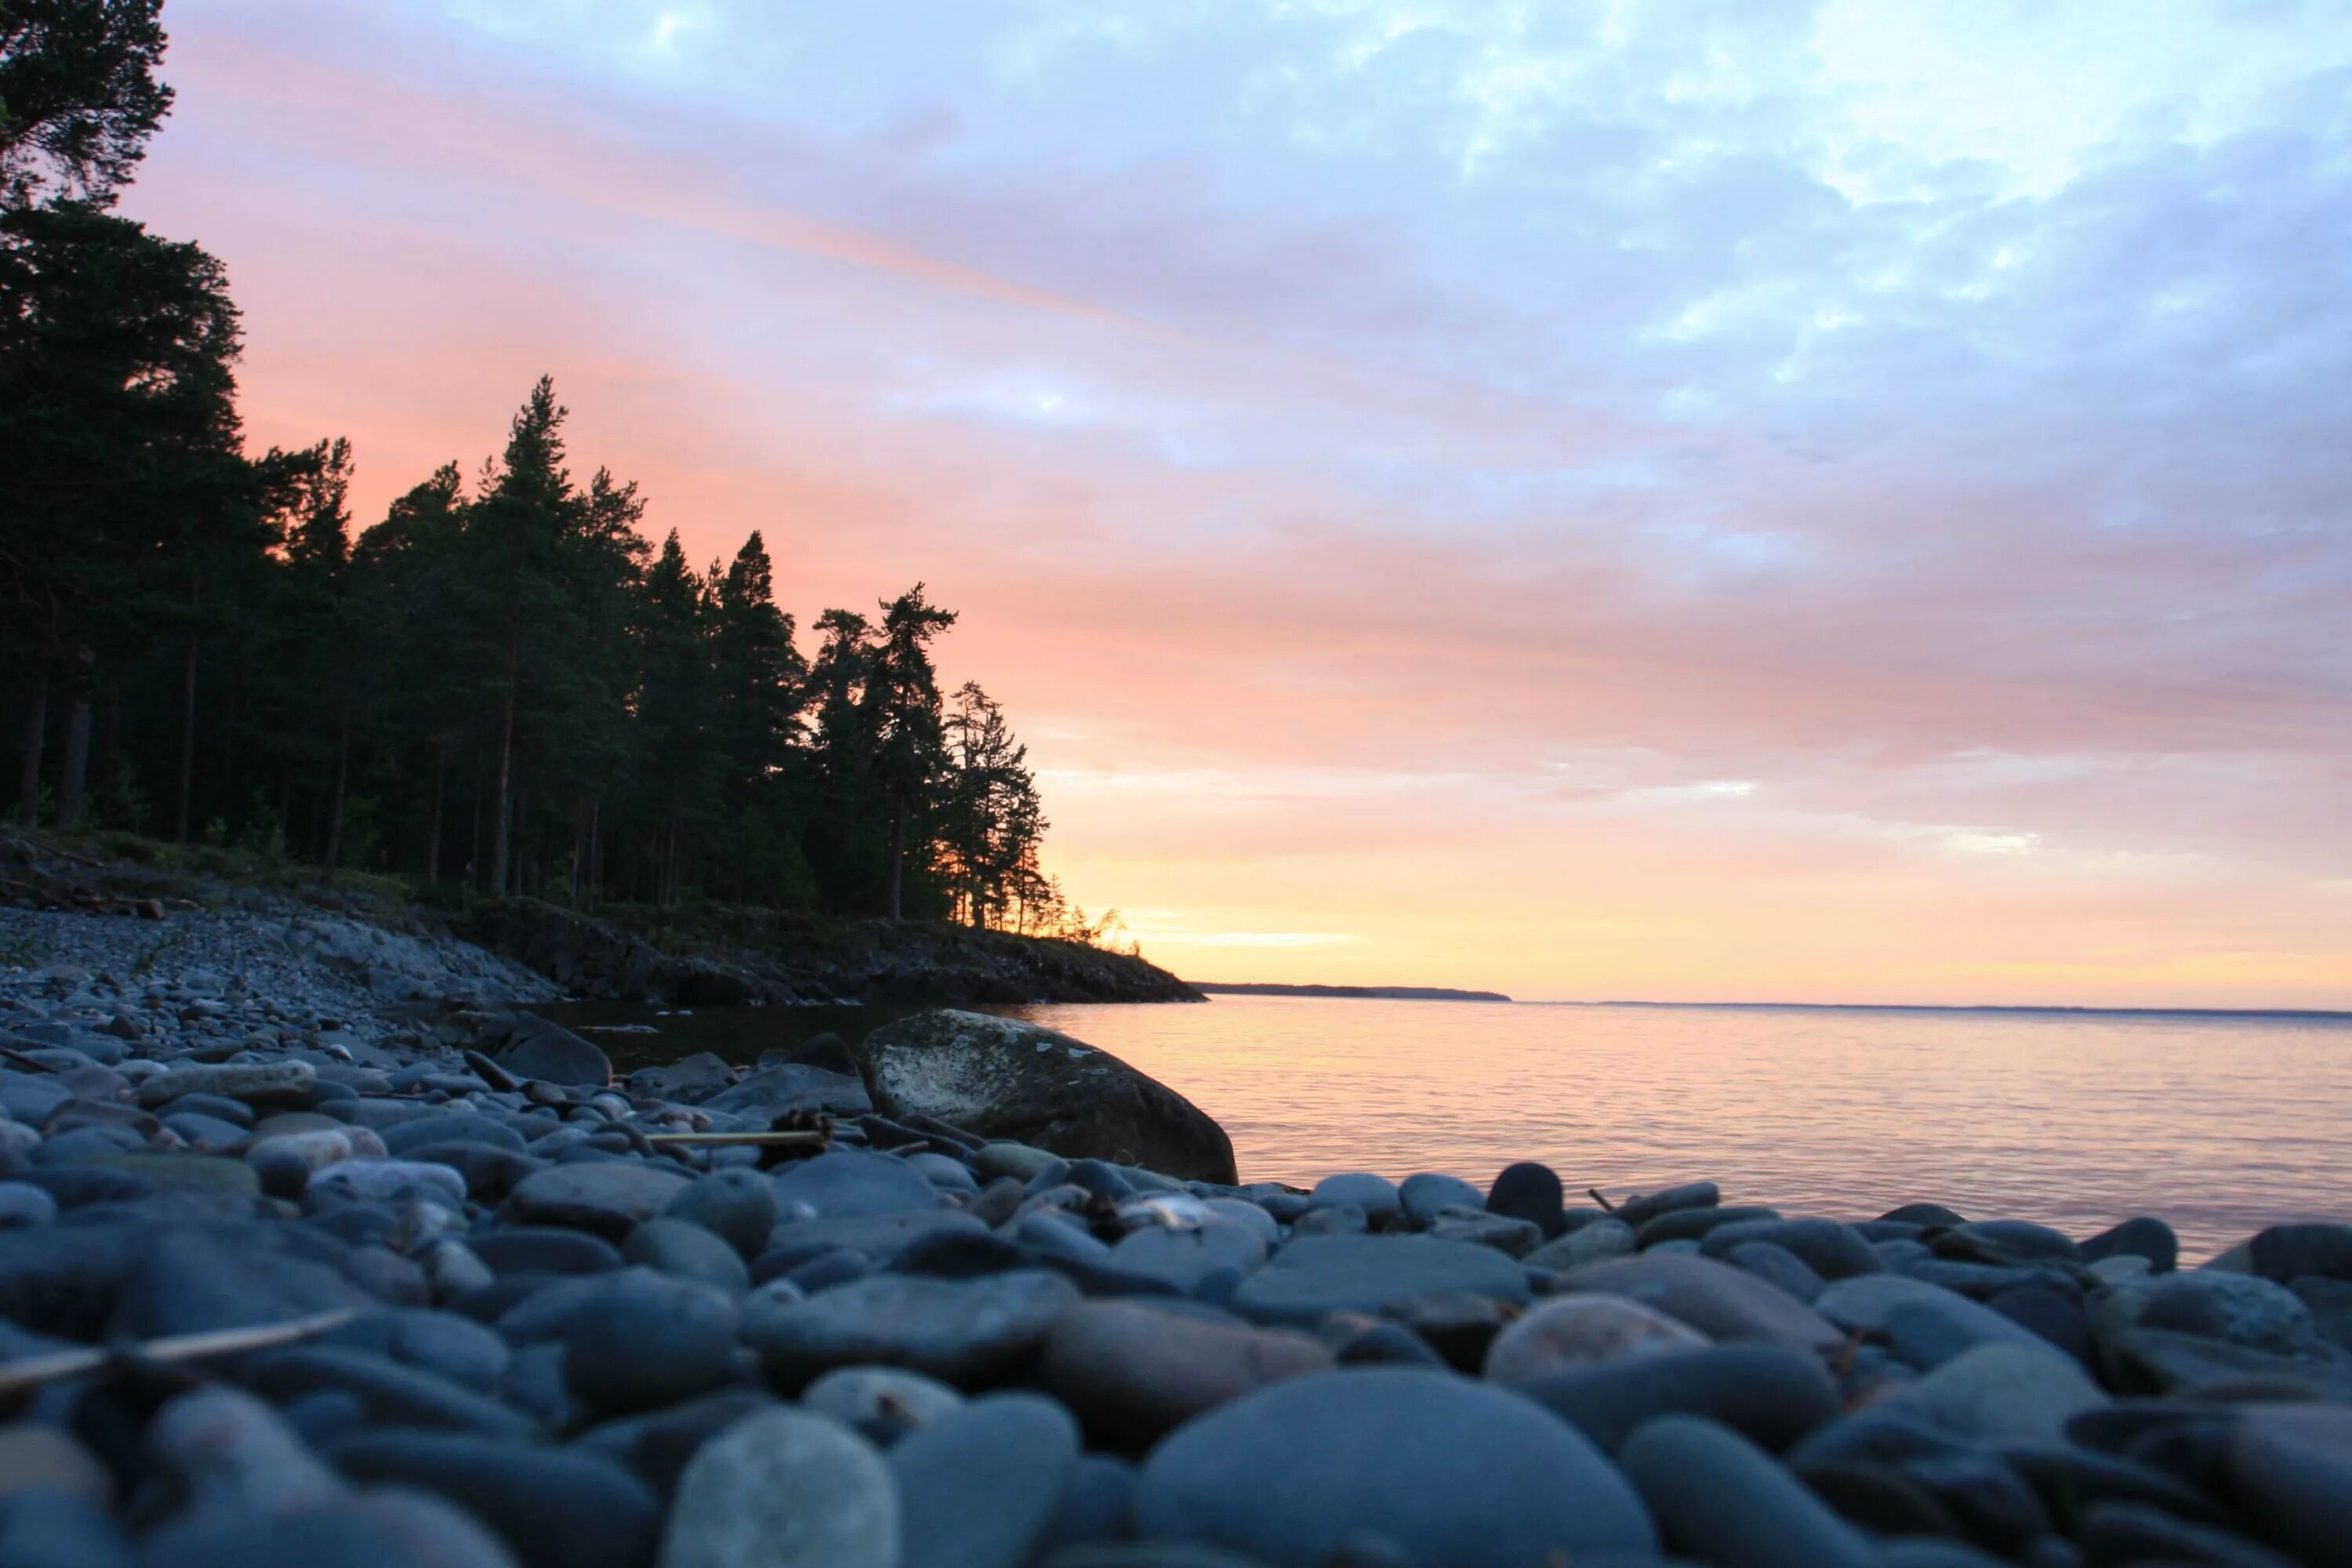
[0,2,1098,935]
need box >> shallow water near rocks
[539,995,2352,1261]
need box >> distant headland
[1191,982,1513,1003]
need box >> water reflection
[538,995,2352,1261]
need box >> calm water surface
[548,995,2352,1261]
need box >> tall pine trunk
[887,797,905,920]
[424,739,447,885]
[174,637,199,842]
[322,702,350,875]
[489,636,518,896]
[16,677,45,827]
[57,698,92,833]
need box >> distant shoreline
[1190,982,1514,1003]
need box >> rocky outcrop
[858,1009,1236,1183]
[456,898,1203,1007]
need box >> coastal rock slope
[859,1010,1238,1183]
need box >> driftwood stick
[0,1307,361,1399]
[1588,1187,1617,1212]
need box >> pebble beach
[2,900,2349,1568]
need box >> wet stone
[564,1270,742,1415]
[1484,1161,1567,1239]
[892,1392,1080,1568]
[1134,1367,1654,1567]
[661,1406,898,1568]
[1042,1299,1334,1445]
[506,1160,693,1241]
[1483,1292,1711,1386]
[747,1269,1081,1389]
[800,1365,965,1446]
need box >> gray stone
[702,1062,871,1120]
[1698,1218,1881,1280]
[309,1158,468,1208]
[747,1269,1080,1388]
[892,1392,1080,1568]
[1560,1252,1842,1352]
[507,1161,693,1240]
[1307,1172,1400,1223]
[1517,1342,1842,1455]
[974,1142,1065,1182]
[1725,1241,1828,1304]
[147,1386,346,1515]
[133,1060,314,1109]
[1229,1234,1530,1326]
[1108,1222,1266,1294]
[1425,1207,1544,1257]
[1895,1342,2106,1443]
[1483,1161,1567,1238]
[630,1052,735,1102]
[1616,1181,1720,1229]
[329,1429,659,1568]
[1635,1205,1780,1248]
[492,1014,613,1087]
[2080,1215,2178,1272]
[1133,1367,1654,1567]
[0,1181,59,1229]
[244,1345,535,1437]
[383,1112,529,1155]
[1397,1172,1485,1224]
[1525,1219,1636,1272]
[800,1366,965,1445]
[626,1217,753,1294]
[566,1271,741,1414]
[768,1150,944,1220]
[858,1011,1235,1183]
[661,1406,898,1568]
[1041,1298,1334,1443]
[2226,1402,2352,1564]
[1483,1293,1711,1386]
[665,1168,780,1257]
[1621,1415,1878,1568]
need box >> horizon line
[1185,985,2352,1022]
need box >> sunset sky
[125,1,2350,1007]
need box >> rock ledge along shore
[3,927,2352,1566]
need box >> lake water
[543,994,2352,1262]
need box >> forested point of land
[0,2,1123,946]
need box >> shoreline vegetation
[1192,982,1515,1003]
[3,9,1130,957]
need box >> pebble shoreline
[2,904,2349,1568]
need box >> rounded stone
[329,1430,660,1568]
[625,1218,753,1296]
[507,1161,694,1241]
[769,1150,946,1220]
[747,1269,1081,1388]
[1560,1252,1842,1352]
[801,1365,965,1445]
[1893,1342,2107,1443]
[662,1406,898,1568]
[891,1392,1080,1568]
[1726,1241,1828,1304]
[1526,1218,1637,1272]
[564,1272,742,1414]
[1621,1415,1878,1568]
[0,1181,60,1230]
[1134,1367,1655,1567]
[665,1169,782,1257]
[1517,1342,1842,1456]
[2225,1401,2352,1563]
[1484,1293,1712,1386]
[1485,1162,1566,1238]
[1229,1234,1531,1327]
[1108,1222,1267,1295]
[1398,1173,1485,1225]
[1308,1173,1401,1224]
[1042,1299,1335,1443]
[1698,1218,1881,1280]
[1616,1181,1721,1229]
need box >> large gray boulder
[858,1011,1235,1184]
